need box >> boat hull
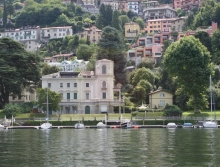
[203,121,218,128]
[166,123,177,129]
[74,123,84,129]
[97,122,106,128]
[40,122,52,129]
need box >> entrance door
[85,106,90,114]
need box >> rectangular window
[12,96,16,100]
[86,93,89,100]
[67,93,70,101]
[74,83,77,87]
[160,100,165,106]
[67,83,70,88]
[60,83,63,88]
[48,83,51,88]
[86,83,89,87]
[102,92,106,99]
[74,93,77,99]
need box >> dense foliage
[3,103,20,118]
[164,36,213,112]
[0,38,41,108]
[37,88,62,112]
[163,104,182,116]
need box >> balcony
[101,87,107,90]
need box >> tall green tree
[0,38,41,108]
[37,88,62,112]
[76,44,95,61]
[3,0,7,28]
[6,3,14,19]
[119,15,129,29]
[135,18,145,29]
[112,10,122,31]
[104,5,113,26]
[194,31,212,53]
[97,26,127,84]
[163,36,213,112]
[211,29,220,64]
[128,67,156,104]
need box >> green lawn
[1,110,219,120]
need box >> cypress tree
[3,0,7,28]
[112,10,122,31]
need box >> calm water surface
[0,128,220,167]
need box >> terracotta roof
[148,89,172,95]
[53,53,73,58]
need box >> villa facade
[41,59,124,114]
[148,89,173,109]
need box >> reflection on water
[0,128,220,167]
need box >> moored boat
[40,122,52,129]
[166,122,177,128]
[97,122,106,128]
[182,123,194,128]
[203,121,218,128]
[0,124,4,129]
[74,122,85,129]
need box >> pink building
[173,0,181,9]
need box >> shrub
[163,104,182,116]
[3,103,21,118]
[14,2,23,10]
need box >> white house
[40,26,73,40]
[41,59,124,114]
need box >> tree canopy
[163,36,213,112]
[37,88,62,112]
[97,26,127,84]
[0,38,41,108]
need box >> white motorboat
[40,122,52,129]
[166,123,177,128]
[203,121,218,128]
[97,122,106,128]
[75,122,85,129]
[0,124,4,129]
[120,119,136,128]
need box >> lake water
[0,128,220,167]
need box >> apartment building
[142,1,159,9]
[143,5,177,21]
[0,26,73,52]
[78,26,102,44]
[127,0,140,14]
[125,22,140,42]
[145,18,176,34]
[40,26,73,40]
[41,59,124,114]
[181,0,202,11]
[171,17,186,32]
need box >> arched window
[102,65,106,74]
[102,81,106,88]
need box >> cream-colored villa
[148,89,173,109]
[41,59,124,114]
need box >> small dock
[3,125,220,129]
[3,125,167,129]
